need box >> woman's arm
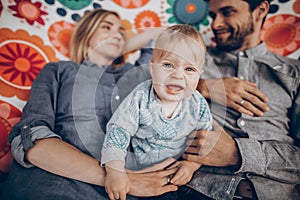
[26,137,105,186]
[27,138,178,196]
[123,27,164,53]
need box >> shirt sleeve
[11,126,61,168]
[8,62,66,165]
[235,82,300,183]
[101,85,142,167]
[135,39,154,67]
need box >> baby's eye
[185,66,197,72]
[162,63,173,69]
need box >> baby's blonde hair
[151,24,206,72]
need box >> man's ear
[255,0,270,21]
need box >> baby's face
[150,52,202,103]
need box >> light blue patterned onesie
[101,80,212,169]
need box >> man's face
[209,0,255,51]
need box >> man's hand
[167,160,201,186]
[127,158,178,197]
[183,121,241,167]
[198,77,269,117]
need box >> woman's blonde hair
[151,24,206,71]
[69,8,120,63]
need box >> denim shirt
[187,43,300,199]
[4,49,152,199]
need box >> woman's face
[88,14,126,63]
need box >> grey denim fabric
[186,43,300,199]
[2,48,152,199]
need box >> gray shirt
[4,48,152,199]
[187,43,300,199]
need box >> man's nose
[212,14,225,30]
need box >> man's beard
[215,15,254,51]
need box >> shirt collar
[225,42,268,58]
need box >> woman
[2,8,176,199]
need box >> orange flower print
[8,0,48,25]
[48,21,76,58]
[293,0,300,14]
[0,28,58,101]
[0,43,45,87]
[0,100,21,173]
[134,10,161,33]
[112,0,150,9]
[261,14,300,56]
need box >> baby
[101,24,212,200]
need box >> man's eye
[209,12,216,20]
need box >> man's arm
[183,122,300,183]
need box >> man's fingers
[120,192,126,200]
[170,168,183,184]
[185,146,201,155]
[182,153,201,163]
[158,185,178,195]
[159,167,178,179]
[245,82,268,102]
[242,92,269,112]
[132,157,176,173]
[107,190,115,200]
[166,161,180,169]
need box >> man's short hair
[244,0,271,11]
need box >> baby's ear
[149,61,154,76]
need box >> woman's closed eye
[101,24,111,31]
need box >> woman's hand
[127,158,178,197]
[198,77,269,116]
[183,121,241,167]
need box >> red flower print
[8,0,48,25]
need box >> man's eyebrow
[219,6,236,12]
[209,6,236,16]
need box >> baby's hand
[169,161,201,186]
[105,165,130,200]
